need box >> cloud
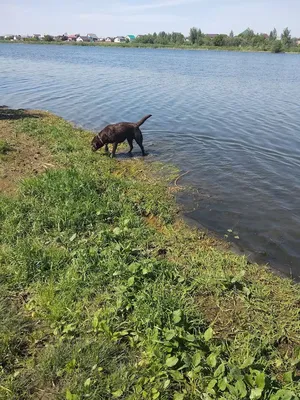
[78,12,187,23]
[119,0,200,11]
[78,0,197,22]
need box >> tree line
[135,27,298,52]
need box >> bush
[272,40,283,53]
[0,140,12,154]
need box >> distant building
[54,35,66,41]
[206,34,227,39]
[67,34,79,41]
[76,36,90,42]
[126,35,136,41]
[238,28,254,37]
[97,37,105,42]
[114,36,126,43]
[296,38,300,46]
[87,33,98,42]
[105,37,114,42]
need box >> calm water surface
[1,44,300,278]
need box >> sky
[1,0,299,37]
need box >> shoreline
[1,108,299,399]
[1,40,300,54]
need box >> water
[1,43,300,278]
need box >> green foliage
[44,35,54,42]
[135,31,185,46]
[0,140,12,155]
[272,40,284,53]
[189,27,198,44]
[270,28,278,41]
[213,34,227,47]
[281,27,292,48]
[0,112,299,399]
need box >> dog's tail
[135,114,152,127]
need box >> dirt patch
[0,118,55,194]
[196,293,249,339]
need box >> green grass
[0,140,12,155]
[0,112,299,399]
[1,40,300,53]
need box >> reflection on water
[1,44,300,278]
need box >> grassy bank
[1,40,300,53]
[0,109,299,399]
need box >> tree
[281,27,292,48]
[239,28,255,45]
[189,27,198,44]
[252,34,267,48]
[196,29,203,45]
[44,35,54,42]
[229,30,234,38]
[213,34,226,46]
[269,28,277,41]
[271,40,283,53]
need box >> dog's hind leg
[134,128,146,156]
[127,138,133,153]
[111,142,118,158]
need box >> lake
[1,43,300,279]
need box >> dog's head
[91,134,104,152]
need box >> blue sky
[1,0,299,37]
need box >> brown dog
[91,115,152,157]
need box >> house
[87,33,98,42]
[296,38,300,46]
[261,33,269,39]
[4,34,14,39]
[54,35,65,41]
[97,37,105,42]
[206,34,227,39]
[32,34,41,39]
[13,35,21,41]
[67,34,79,41]
[238,28,254,37]
[126,35,135,41]
[105,37,114,42]
[114,36,126,43]
[76,36,90,42]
